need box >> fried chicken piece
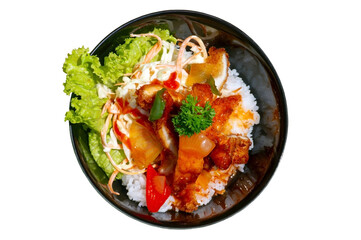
[203,156,214,171]
[231,137,251,164]
[205,95,242,140]
[172,86,214,198]
[167,88,186,107]
[209,144,231,170]
[137,83,186,109]
[172,183,199,212]
[136,84,164,110]
[191,83,214,107]
[202,95,251,169]
[210,135,251,169]
[154,89,179,175]
[173,152,204,193]
[207,47,230,91]
[136,84,179,175]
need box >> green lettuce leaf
[65,96,107,133]
[63,47,107,133]
[91,28,177,88]
[151,28,177,43]
[64,28,176,179]
[88,131,126,179]
[73,124,108,184]
[63,29,176,133]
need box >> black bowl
[70,10,288,228]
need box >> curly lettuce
[63,28,175,179]
[96,28,177,87]
[63,29,176,133]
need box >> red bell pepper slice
[146,165,171,212]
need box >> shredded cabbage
[63,28,176,179]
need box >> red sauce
[113,122,131,149]
[151,71,179,90]
[129,108,155,134]
[163,72,179,90]
[116,98,147,119]
[115,98,132,114]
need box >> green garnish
[63,29,176,181]
[63,29,176,133]
[172,95,215,137]
[149,88,166,121]
[207,75,221,96]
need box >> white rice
[121,173,147,207]
[122,68,258,212]
[222,69,260,149]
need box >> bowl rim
[69,9,288,229]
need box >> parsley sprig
[172,95,215,137]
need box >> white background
[1,0,360,239]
